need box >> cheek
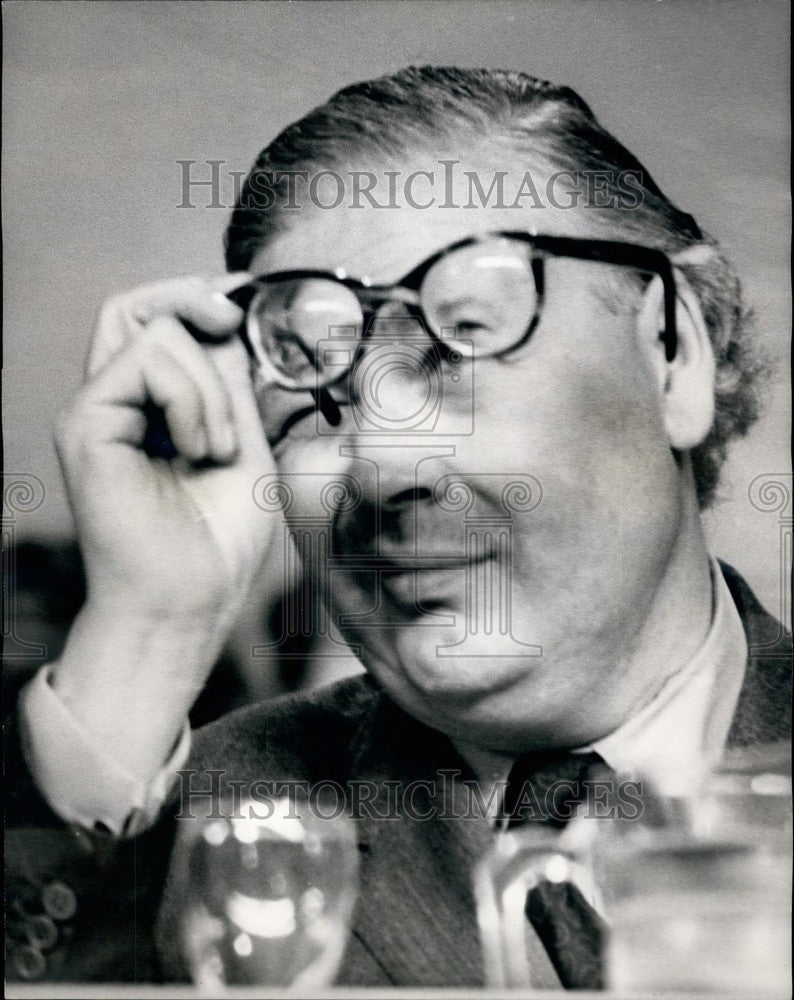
[273,438,353,523]
[499,291,666,467]
[468,326,677,554]
[474,355,662,471]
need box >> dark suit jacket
[5,564,791,986]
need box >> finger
[145,355,208,462]
[87,338,210,462]
[146,316,238,463]
[56,401,148,460]
[86,297,137,379]
[87,275,249,379]
[209,271,254,295]
[128,277,245,332]
[92,404,149,446]
[207,336,272,463]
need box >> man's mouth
[380,566,465,611]
[332,497,506,613]
[361,549,497,613]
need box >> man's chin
[372,626,540,706]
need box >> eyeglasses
[229,231,678,395]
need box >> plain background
[2,0,790,619]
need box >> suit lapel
[341,698,492,986]
[721,562,792,748]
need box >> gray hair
[225,66,764,507]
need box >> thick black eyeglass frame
[227,231,679,430]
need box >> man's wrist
[49,601,225,780]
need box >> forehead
[249,158,589,283]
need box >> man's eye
[448,315,500,344]
[454,318,491,333]
[272,331,316,373]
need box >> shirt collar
[592,558,747,795]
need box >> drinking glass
[599,762,791,995]
[178,792,359,991]
[474,754,791,994]
[474,828,598,988]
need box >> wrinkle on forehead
[248,156,588,283]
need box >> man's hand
[48,274,279,779]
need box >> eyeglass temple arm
[528,236,678,362]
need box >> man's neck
[621,490,714,721]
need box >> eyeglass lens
[247,237,539,390]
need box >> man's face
[249,158,686,753]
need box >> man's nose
[329,300,472,530]
[342,302,453,434]
[332,449,459,557]
[377,484,435,541]
[351,304,435,422]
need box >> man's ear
[636,273,715,450]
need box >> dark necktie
[501,750,610,990]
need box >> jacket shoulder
[189,672,381,782]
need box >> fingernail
[212,291,242,315]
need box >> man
[6,66,790,988]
